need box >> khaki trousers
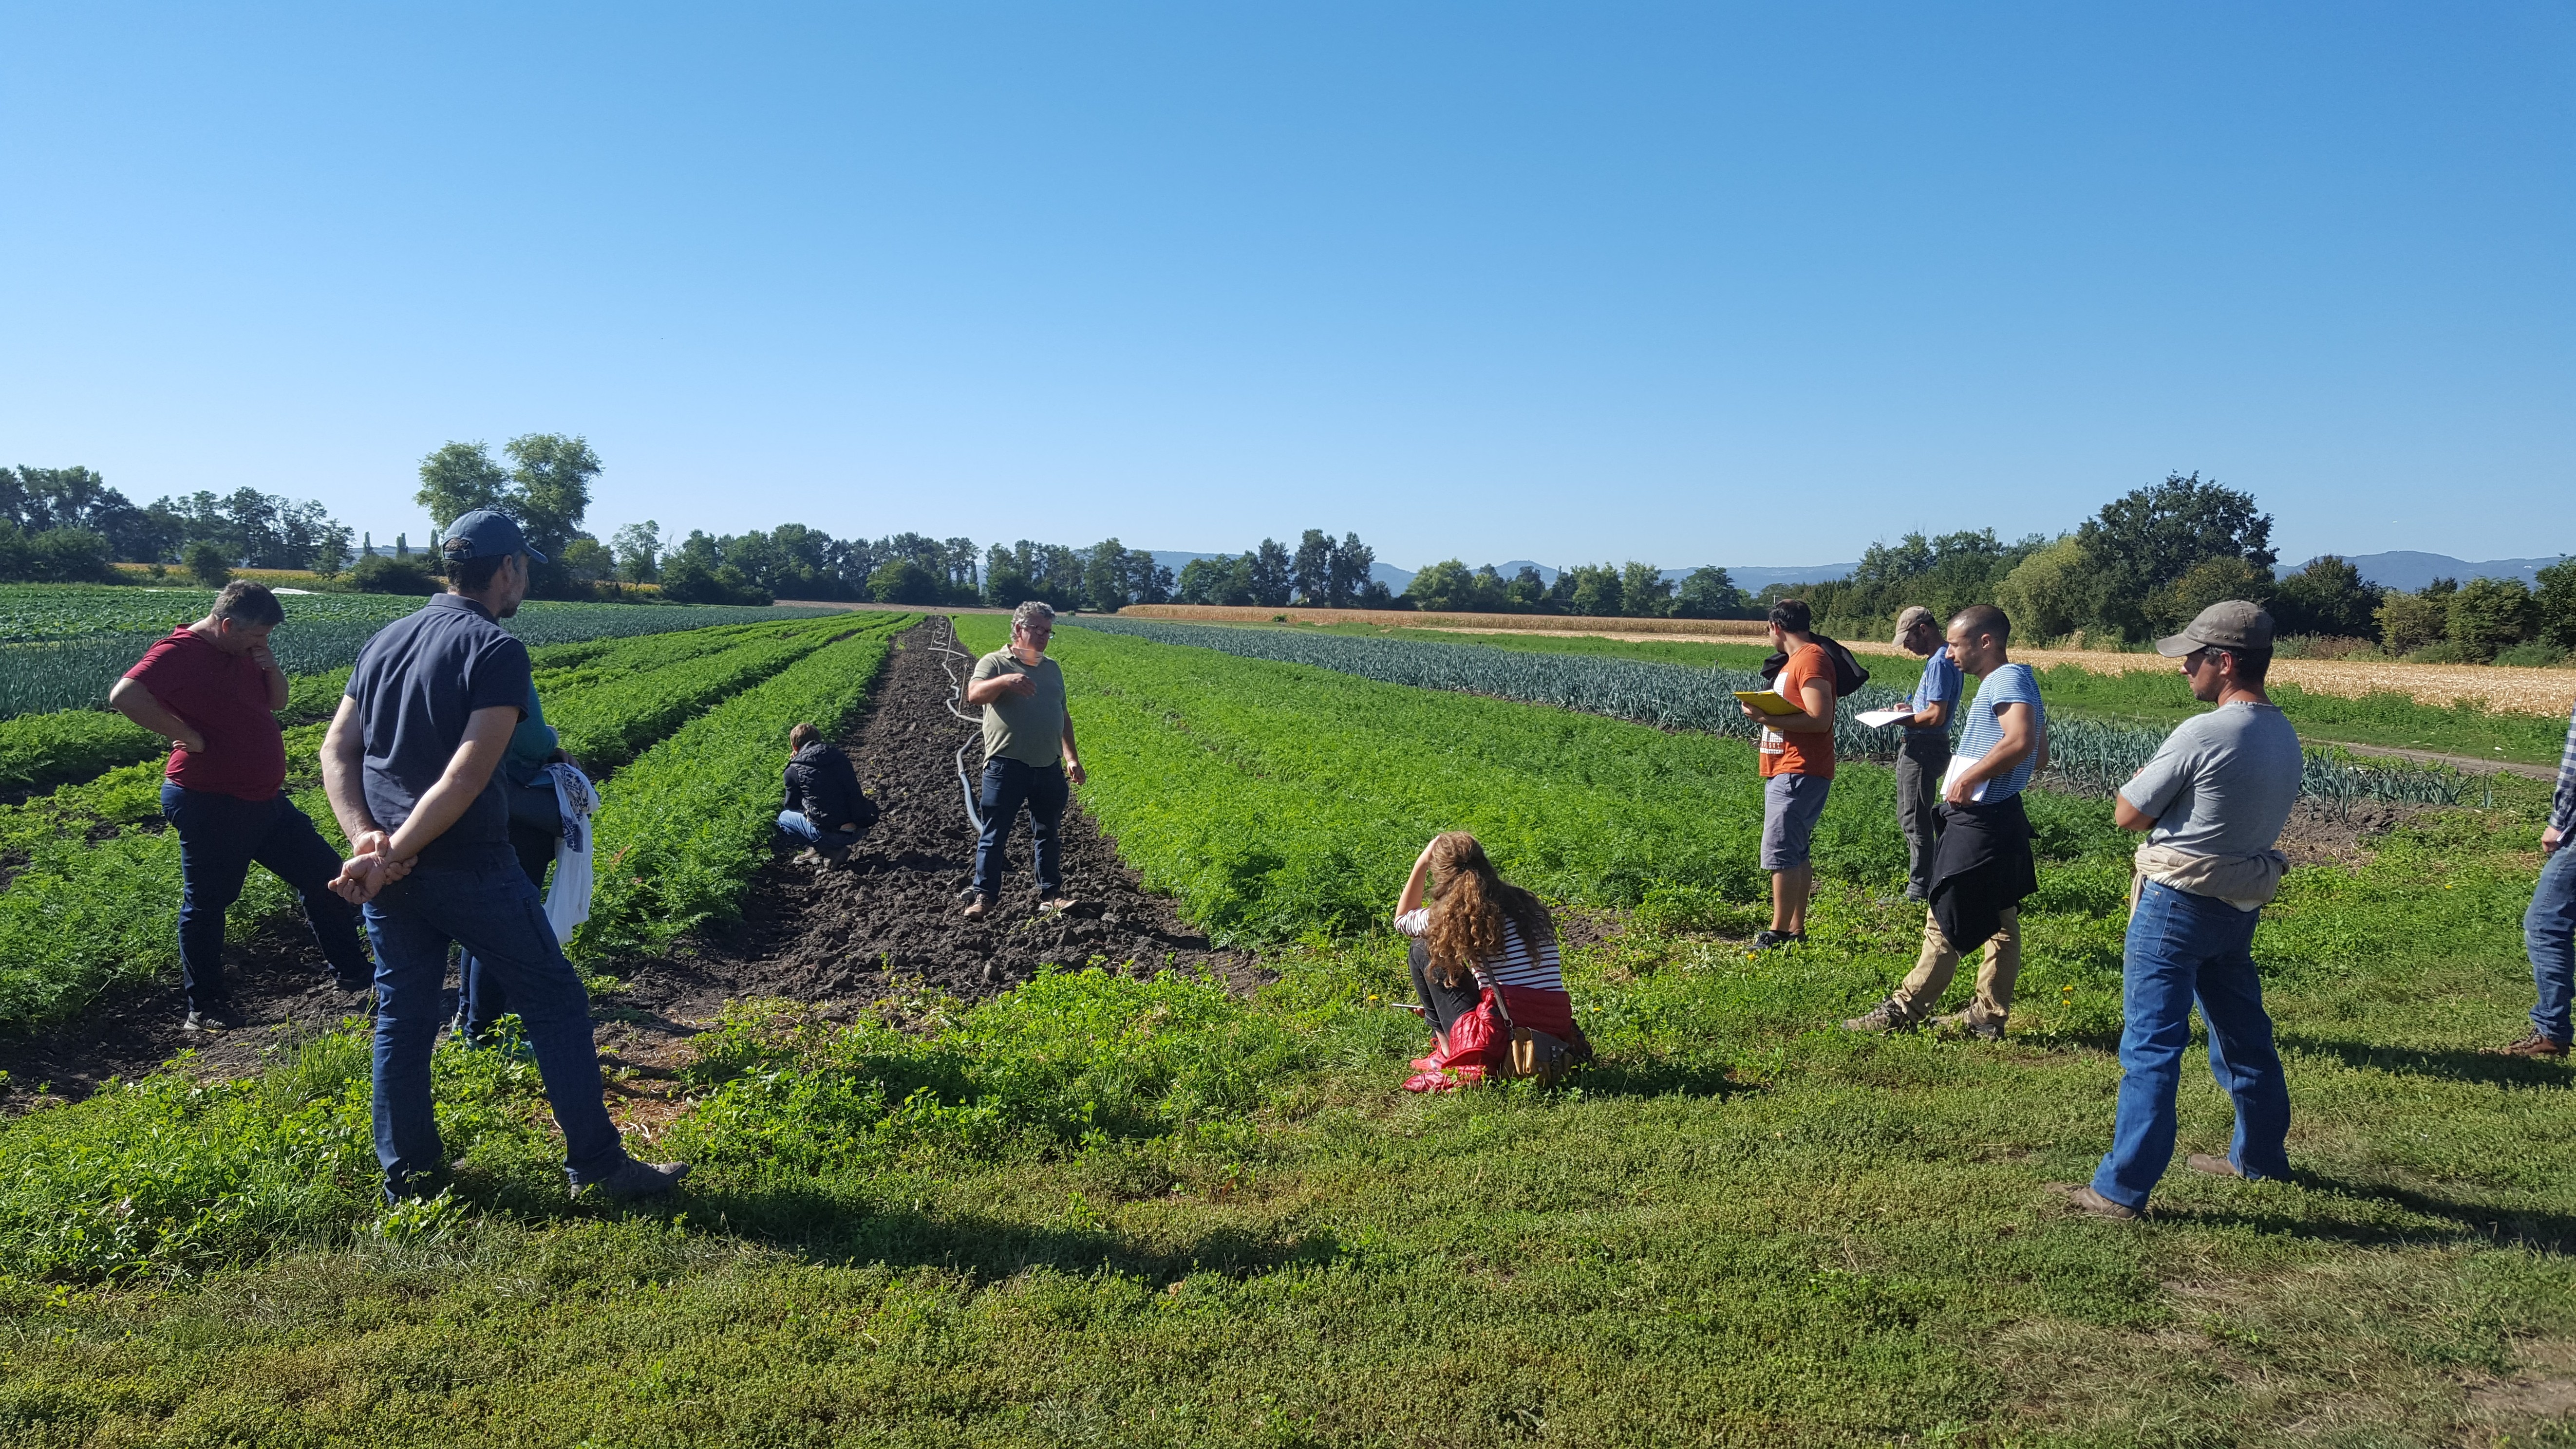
[1889,907,2020,1025]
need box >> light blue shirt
[1953,662,2044,802]
[1909,649,1962,733]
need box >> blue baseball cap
[440,509,545,564]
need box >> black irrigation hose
[925,616,985,836]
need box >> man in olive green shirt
[962,601,1086,918]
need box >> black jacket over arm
[782,740,871,835]
[1929,793,2037,948]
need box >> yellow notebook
[1733,690,1800,717]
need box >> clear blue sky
[3,3,2568,572]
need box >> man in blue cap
[321,509,685,1203]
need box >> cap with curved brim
[441,508,546,565]
[2154,599,2274,657]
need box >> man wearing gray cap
[322,509,686,1204]
[2067,600,2303,1219]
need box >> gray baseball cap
[1892,605,1935,647]
[441,509,545,564]
[2155,599,2274,657]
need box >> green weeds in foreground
[2,793,2573,1443]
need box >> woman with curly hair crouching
[1393,832,1588,1091]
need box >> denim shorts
[1760,772,1832,871]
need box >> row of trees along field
[1767,474,2575,660]
[1,467,358,585]
[630,528,1399,612]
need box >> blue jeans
[457,823,556,1042]
[776,809,824,845]
[2091,880,2292,1209]
[971,758,1067,900]
[363,850,628,1194]
[161,783,372,1007]
[2527,844,2576,1042]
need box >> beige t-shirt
[972,648,1069,767]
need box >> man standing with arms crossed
[111,581,375,1031]
[1742,598,1837,950]
[2067,601,2302,1219]
[1846,604,2045,1039]
[961,600,1086,920]
[322,510,684,1203]
[2497,683,2576,1058]
[1892,605,1962,904]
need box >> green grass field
[1288,620,2576,769]
[0,617,2569,1445]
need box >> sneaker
[1930,1008,2005,1042]
[2059,1183,2140,1220]
[1037,895,1080,916]
[585,1158,690,1202]
[2493,1031,2570,1059]
[183,999,245,1033]
[1842,998,1914,1033]
[2184,1152,2242,1178]
[790,847,822,867]
[960,895,990,921]
[1750,929,1805,951]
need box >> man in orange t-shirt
[1740,597,1837,948]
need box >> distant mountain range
[2326,551,2564,592]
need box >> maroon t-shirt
[123,629,287,800]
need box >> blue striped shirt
[1910,649,1963,733]
[2553,695,2576,837]
[1953,662,2045,802]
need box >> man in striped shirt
[2499,691,2576,1057]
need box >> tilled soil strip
[608,623,1262,1037]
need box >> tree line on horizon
[1772,474,2576,663]
[9,452,2570,664]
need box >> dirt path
[0,917,372,1112]
[611,623,1261,1040]
[0,623,1259,1114]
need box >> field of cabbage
[1072,615,2472,810]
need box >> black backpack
[1758,635,1871,699]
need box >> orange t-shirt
[1757,642,1836,779]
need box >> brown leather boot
[2493,1031,2571,1059]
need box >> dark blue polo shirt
[345,593,532,870]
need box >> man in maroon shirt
[110,581,373,1031]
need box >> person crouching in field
[777,722,875,866]
[109,580,374,1032]
[1394,832,1586,1091]
[961,600,1085,919]
[1846,604,2045,1040]
[2067,601,2303,1219]
[1742,598,1838,950]
[1892,604,1962,904]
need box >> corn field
[1073,617,2467,811]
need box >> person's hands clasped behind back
[328,829,415,904]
